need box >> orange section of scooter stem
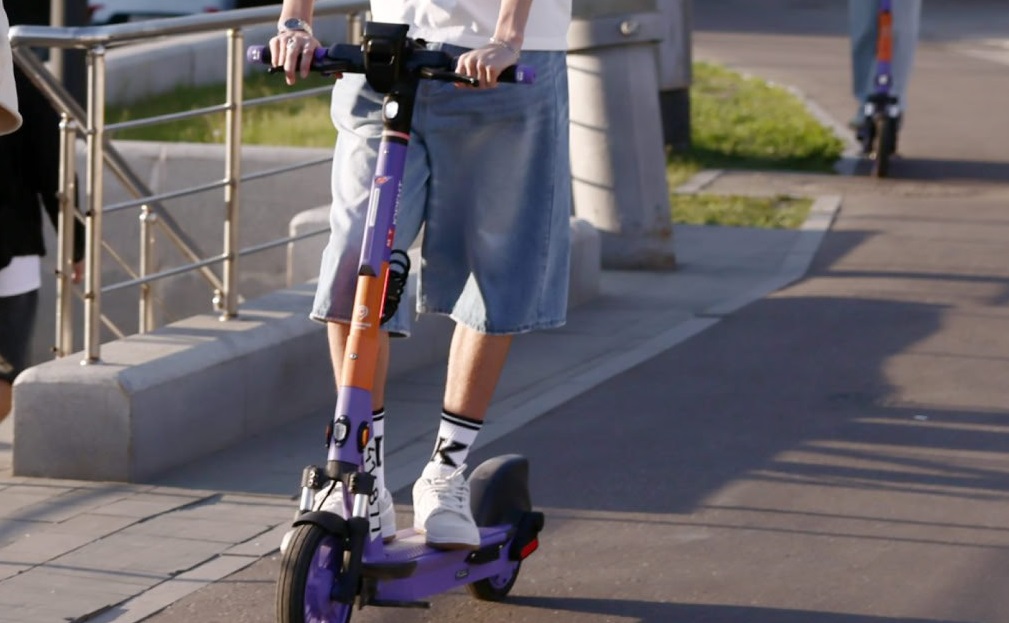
[341,262,390,390]
[877,10,893,62]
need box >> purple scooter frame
[250,21,542,623]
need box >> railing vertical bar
[83,45,106,364]
[221,28,244,320]
[55,114,78,358]
[138,205,155,333]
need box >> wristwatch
[278,17,313,37]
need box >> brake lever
[419,68,479,86]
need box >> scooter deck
[362,525,518,602]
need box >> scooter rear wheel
[277,524,354,623]
[467,561,521,601]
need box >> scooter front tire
[277,524,354,623]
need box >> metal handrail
[9,1,368,362]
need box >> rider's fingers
[455,53,477,83]
[298,41,316,79]
[481,62,498,88]
[268,37,282,69]
[279,32,312,85]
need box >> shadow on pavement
[507,596,968,623]
[873,157,1009,184]
[477,293,948,516]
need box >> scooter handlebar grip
[247,44,269,65]
[246,45,328,67]
[500,64,536,84]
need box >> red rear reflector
[519,539,539,560]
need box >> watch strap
[278,18,313,37]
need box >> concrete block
[14,211,599,483]
[569,217,602,307]
[13,285,332,482]
[287,206,330,287]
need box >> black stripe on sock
[441,409,483,431]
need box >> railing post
[221,27,244,320]
[55,113,78,358]
[138,205,156,332]
[347,11,367,44]
[83,44,107,363]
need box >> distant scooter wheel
[872,115,897,178]
[467,561,521,601]
[277,524,353,623]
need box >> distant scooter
[857,0,901,178]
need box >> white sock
[429,410,482,469]
[370,408,387,493]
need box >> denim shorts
[310,46,571,337]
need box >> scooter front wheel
[872,115,897,178]
[277,524,354,623]
[467,561,521,601]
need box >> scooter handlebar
[246,44,536,85]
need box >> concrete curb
[702,194,841,317]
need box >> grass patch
[667,62,844,189]
[107,71,337,147]
[672,193,812,229]
[667,62,842,229]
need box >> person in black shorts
[0,2,84,423]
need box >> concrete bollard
[567,0,677,270]
[657,0,693,151]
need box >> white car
[88,0,239,25]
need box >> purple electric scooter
[857,0,901,177]
[249,21,543,623]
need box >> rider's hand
[455,40,520,89]
[269,30,323,85]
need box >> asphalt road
[141,1,1009,621]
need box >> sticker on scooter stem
[354,304,373,330]
[358,422,371,453]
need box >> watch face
[283,18,310,32]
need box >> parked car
[88,0,278,25]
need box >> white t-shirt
[0,3,23,135]
[371,0,571,51]
[0,255,41,297]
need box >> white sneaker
[280,485,396,554]
[412,462,480,550]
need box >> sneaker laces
[424,466,469,513]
